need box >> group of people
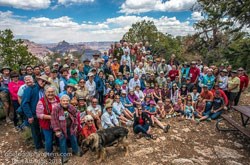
[0,41,248,163]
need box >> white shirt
[86,80,96,97]
[129,78,141,90]
[87,105,101,115]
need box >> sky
[0,0,204,43]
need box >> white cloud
[190,11,204,21]
[120,0,197,14]
[0,11,195,43]
[0,0,51,10]
[58,0,94,5]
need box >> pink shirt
[8,80,24,100]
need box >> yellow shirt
[228,77,240,93]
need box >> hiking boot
[73,150,83,157]
[61,156,69,164]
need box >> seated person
[145,101,170,133]
[120,90,135,113]
[133,107,155,140]
[113,95,133,126]
[183,101,194,120]
[87,98,102,129]
[156,100,166,119]
[164,99,174,118]
[190,87,200,102]
[82,115,97,139]
[196,90,224,123]
[127,89,141,106]
[173,98,184,115]
[194,95,206,119]
[101,104,119,129]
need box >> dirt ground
[0,94,250,165]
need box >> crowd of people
[0,41,249,163]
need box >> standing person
[0,69,12,124]
[36,86,60,159]
[17,75,34,130]
[228,70,240,109]
[51,95,83,163]
[201,69,215,90]
[189,61,200,85]
[168,65,179,81]
[48,69,60,95]
[235,67,249,105]
[218,69,228,96]
[83,58,91,77]
[22,75,51,151]
[59,68,69,93]
[8,71,24,129]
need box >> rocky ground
[0,94,250,165]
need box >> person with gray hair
[51,94,83,163]
[36,85,60,159]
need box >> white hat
[85,115,93,121]
[88,72,94,77]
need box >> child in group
[184,94,194,107]
[173,98,184,116]
[164,99,174,118]
[145,100,170,132]
[145,100,157,125]
[194,95,206,119]
[156,100,166,119]
[184,101,194,120]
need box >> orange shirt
[111,63,120,75]
[200,90,214,101]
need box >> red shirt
[239,75,249,90]
[138,116,144,126]
[168,70,179,81]
[82,124,97,138]
[189,67,200,83]
[200,91,214,100]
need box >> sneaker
[73,150,83,157]
[15,126,22,132]
[195,119,200,124]
[6,117,13,124]
[163,124,170,133]
[206,118,211,122]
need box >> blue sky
[0,0,203,43]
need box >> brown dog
[81,126,129,162]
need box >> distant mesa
[23,39,114,61]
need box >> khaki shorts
[0,91,10,102]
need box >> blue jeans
[42,129,53,154]
[210,111,223,119]
[205,101,212,112]
[30,118,43,149]
[127,106,135,113]
[59,128,79,157]
[12,100,19,126]
[133,124,149,134]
